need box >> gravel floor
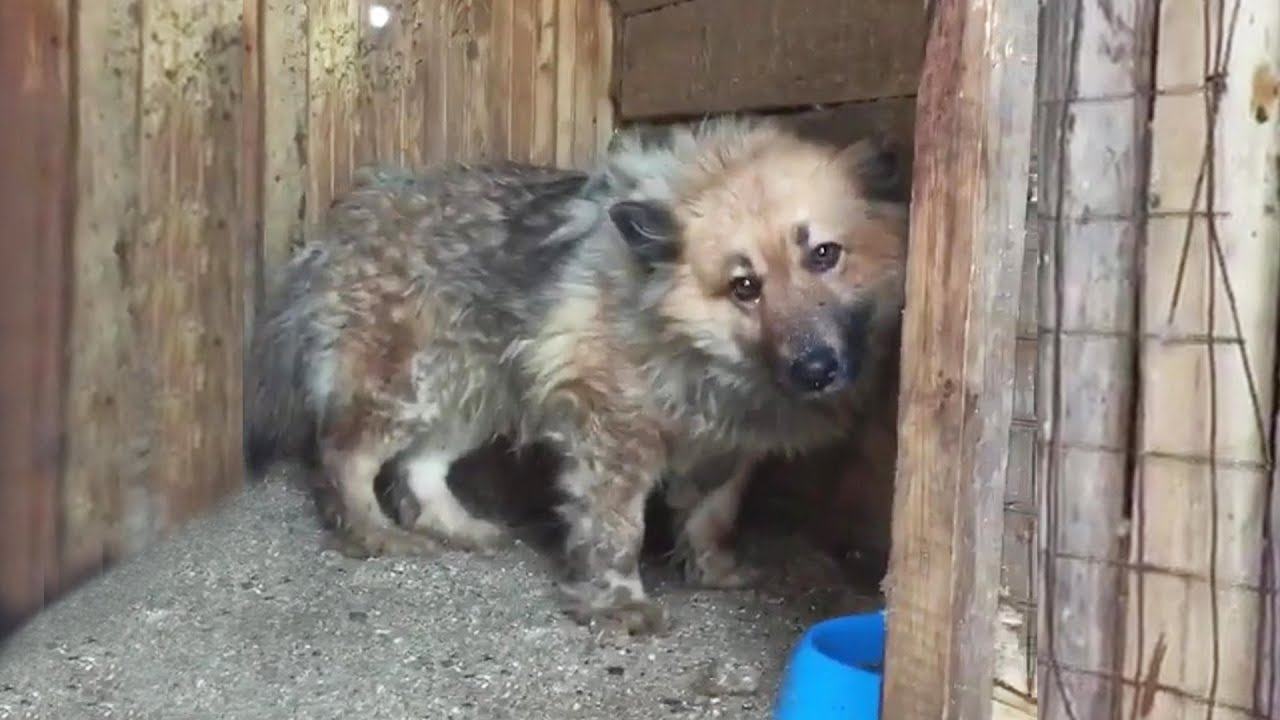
[0,476,879,720]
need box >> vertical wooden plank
[569,0,597,167]
[399,0,426,167]
[137,0,246,525]
[530,0,557,165]
[1127,0,1279,715]
[210,0,251,510]
[1038,1,1153,718]
[242,0,264,337]
[881,0,1038,718]
[1036,1,1155,718]
[354,0,412,167]
[464,0,492,160]
[308,0,358,223]
[593,0,615,162]
[354,0,386,165]
[553,0,575,167]
[443,0,469,161]
[487,0,513,161]
[994,155,1041,706]
[63,0,145,580]
[0,0,71,634]
[508,0,537,162]
[422,0,448,165]
[262,0,309,273]
[1270,406,1280,716]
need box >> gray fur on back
[245,163,599,471]
[246,115,894,472]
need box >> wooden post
[1034,2,1152,718]
[0,0,71,635]
[136,0,247,525]
[242,0,264,340]
[63,0,144,579]
[881,0,1038,717]
[260,0,308,274]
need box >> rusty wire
[1154,0,1250,718]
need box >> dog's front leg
[555,431,669,637]
[667,453,762,589]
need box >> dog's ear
[608,200,680,266]
[836,136,910,203]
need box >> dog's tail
[244,246,328,477]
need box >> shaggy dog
[246,116,908,634]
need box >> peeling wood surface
[881,0,1038,717]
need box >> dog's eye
[729,275,763,303]
[809,243,843,272]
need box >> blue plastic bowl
[773,610,886,720]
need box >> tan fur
[663,131,906,377]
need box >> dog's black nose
[790,346,840,392]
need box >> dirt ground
[0,470,881,720]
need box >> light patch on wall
[368,4,392,29]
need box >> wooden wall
[0,0,614,633]
[259,0,614,284]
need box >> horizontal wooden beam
[615,0,924,119]
[612,0,684,16]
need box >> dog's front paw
[681,547,762,590]
[559,584,671,637]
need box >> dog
[246,116,908,635]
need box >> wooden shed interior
[3,0,1279,718]
[0,0,1031,716]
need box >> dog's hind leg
[321,442,442,558]
[399,445,507,551]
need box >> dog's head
[608,120,907,398]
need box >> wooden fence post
[881,0,1038,717]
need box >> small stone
[606,665,625,676]
[691,659,762,697]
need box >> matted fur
[246,116,907,634]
